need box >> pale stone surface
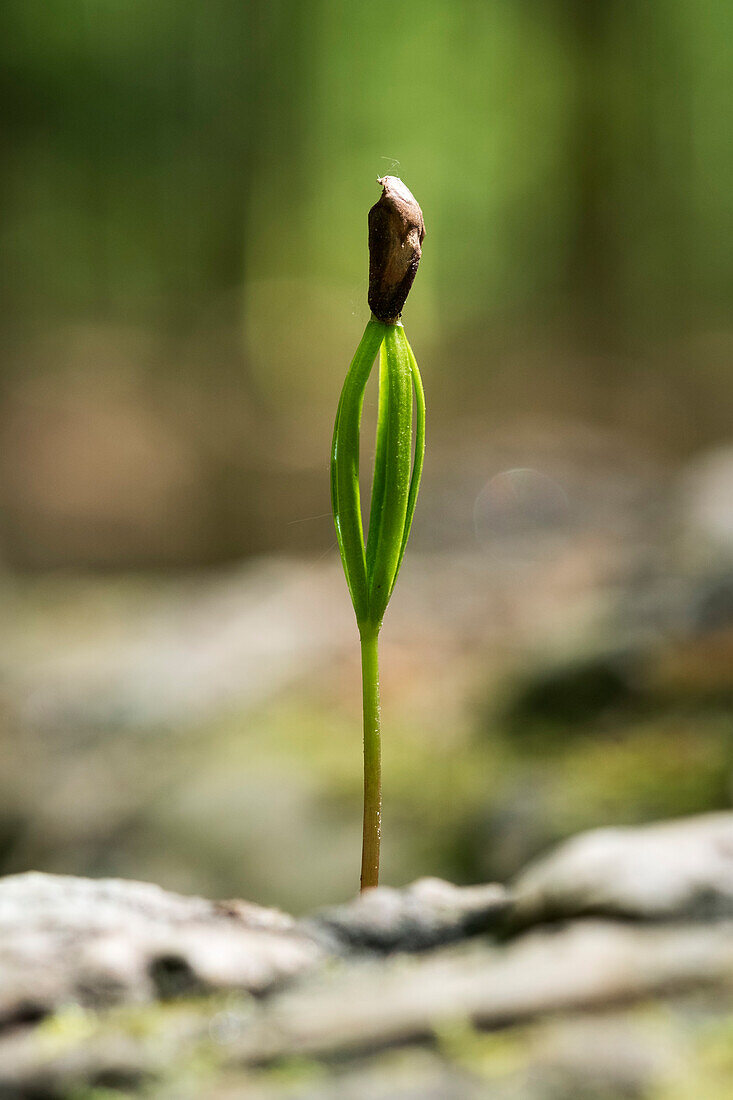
[305,877,509,952]
[225,920,733,1064]
[512,812,733,925]
[1,919,732,1095]
[0,872,323,1026]
[3,815,733,1096]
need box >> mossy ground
[29,993,733,1099]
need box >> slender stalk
[359,626,381,890]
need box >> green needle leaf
[366,323,413,625]
[331,318,387,624]
[388,327,426,599]
[365,340,390,577]
[332,320,426,631]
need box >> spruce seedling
[331,177,426,891]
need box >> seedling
[331,177,426,891]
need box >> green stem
[359,625,381,890]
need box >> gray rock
[0,872,323,1026]
[5,560,356,734]
[304,877,510,953]
[511,811,733,926]
[240,1014,684,1100]
[680,444,733,555]
[4,815,733,1097]
[3,918,733,1095]
[231,919,733,1064]
[684,570,733,634]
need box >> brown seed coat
[368,176,425,324]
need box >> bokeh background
[1,0,732,913]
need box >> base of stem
[359,628,381,891]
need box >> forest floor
[1,812,733,1097]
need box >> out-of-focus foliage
[1,1,731,566]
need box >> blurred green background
[0,1,732,912]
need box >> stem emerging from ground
[359,626,381,890]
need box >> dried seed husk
[368,176,425,324]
